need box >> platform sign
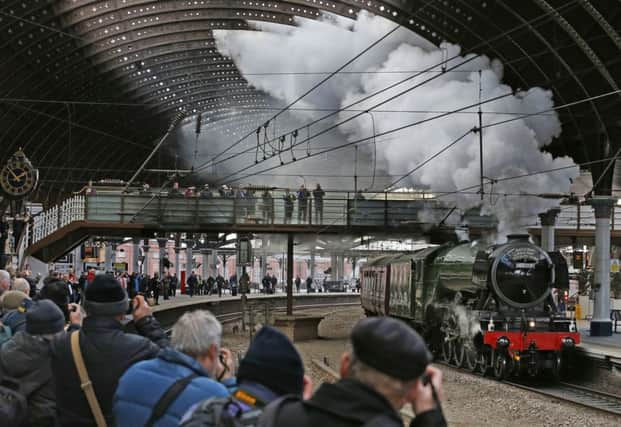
[113,262,128,272]
[237,238,252,266]
[573,251,584,270]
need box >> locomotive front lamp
[528,319,536,330]
[496,336,510,348]
[561,337,575,348]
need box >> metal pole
[478,70,484,201]
[589,197,616,336]
[287,234,294,315]
[122,111,186,192]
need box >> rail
[505,380,621,416]
[149,292,362,331]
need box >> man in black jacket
[0,300,74,427]
[266,317,446,427]
[50,274,169,427]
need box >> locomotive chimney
[506,234,530,243]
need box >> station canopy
[0,0,619,205]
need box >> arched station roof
[0,0,619,205]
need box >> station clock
[0,149,39,199]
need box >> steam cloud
[206,11,578,236]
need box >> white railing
[31,196,85,244]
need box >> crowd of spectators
[134,181,328,225]
[0,268,446,427]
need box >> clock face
[0,156,38,198]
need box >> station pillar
[310,251,315,279]
[538,208,560,252]
[589,197,616,336]
[132,239,141,274]
[330,254,337,280]
[142,241,151,276]
[157,239,167,276]
[201,250,209,279]
[104,242,115,273]
[186,243,194,274]
[211,250,218,277]
[175,247,181,282]
[287,234,294,315]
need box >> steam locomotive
[360,235,580,380]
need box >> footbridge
[24,189,497,262]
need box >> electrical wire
[258,89,620,236]
[366,111,377,190]
[4,101,152,149]
[225,88,619,187]
[216,90,516,184]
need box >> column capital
[588,196,617,219]
[538,208,561,226]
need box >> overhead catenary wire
[226,88,620,187]
[230,89,621,236]
[216,90,517,184]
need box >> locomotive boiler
[360,235,580,380]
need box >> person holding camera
[113,310,236,427]
[50,274,169,426]
[262,316,446,427]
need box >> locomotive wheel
[441,335,454,364]
[493,353,510,380]
[475,350,491,375]
[549,353,562,382]
[454,339,465,367]
[455,339,477,371]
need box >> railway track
[437,360,621,417]
[505,380,621,416]
[157,296,361,333]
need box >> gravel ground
[222,307,620,426]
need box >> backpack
[0,324,12,347]
[0,377,28,426]
[181,396,264,427]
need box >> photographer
[114,310,235,427]
[50,274,169,426]
[265,316,446,427]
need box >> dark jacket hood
[0,332,53,378]
[308,378,402,424]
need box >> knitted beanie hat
[84,274,128,316]
[237,326,304,396]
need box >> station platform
[576,320,621,362]
[150,289,357,313]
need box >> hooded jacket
[0,332,59,426]
[271,378,446,427]
[114,347,235,427]
[50,315,169,427]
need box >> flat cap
[351,317,431,380]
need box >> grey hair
[347,353,417,402]
[171,310,222,357]
[0,270,10,285]
[11,278,30,295]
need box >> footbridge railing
[27,189,497,246]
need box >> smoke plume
[208,11,578,236]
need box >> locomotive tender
[360,235,580,379]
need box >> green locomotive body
[361,237,580,380]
